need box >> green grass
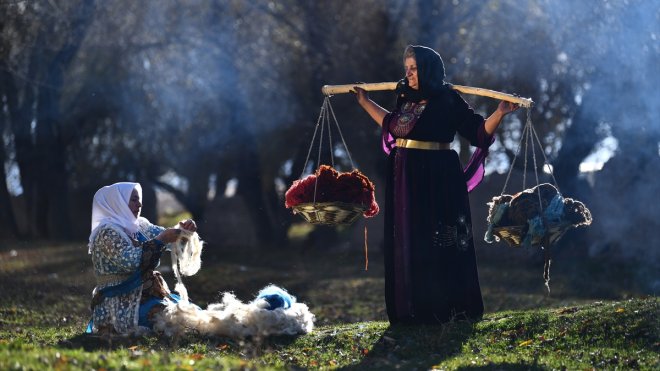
[0,241,657,370]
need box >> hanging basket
[285,97,379,226]
[292,202,369,226]
[286,165,379,226]
[485,183,592,249]
[484,107,593,293]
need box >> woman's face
[404,57,419,90]
[128,189,142,218]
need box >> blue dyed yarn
[523,215,546,248]
[256,285,295,310]
[544,194,565,223]
[522,194,565,248]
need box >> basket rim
[292,201,369,211]
[491,221,572,231]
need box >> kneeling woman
[86,182,197,335]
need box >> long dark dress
[381,88,493,324]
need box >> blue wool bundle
[256,285,296,310]
[544,194,565,223]
[522,194,566,248]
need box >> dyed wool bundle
[285,164,379,218]
[153,285,315,338]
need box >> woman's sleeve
[138,217,165,239]
[137,217,173,253]
[94,227,143,272]
[453,92,493,149]
[381,112,396,155]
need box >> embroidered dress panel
[390,101,426,137]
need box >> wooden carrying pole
[321,82,534,108]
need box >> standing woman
[87,182,197,334]
[355,45,518,324]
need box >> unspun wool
[170,228,204,302]
[153,288,315,338]
[161,231,314,338]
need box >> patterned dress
[381,88,493,324]
[89,217,174,334]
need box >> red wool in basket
[285,165,379,217]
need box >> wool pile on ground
[153,287,315,338]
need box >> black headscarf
[396,45,450,103]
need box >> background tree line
[1,0,658,279]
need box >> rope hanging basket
[484,110,593,250]
[285,98,379,226]
[482,109,593,292]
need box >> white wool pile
[153,291,315,338]
[170,229,204,302]
[160,230,314,338]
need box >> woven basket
[292,201,368,225]
[492,222,571,248]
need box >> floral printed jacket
[89,217,169,334]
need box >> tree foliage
[1,0,657,258]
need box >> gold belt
[396,138,451,150]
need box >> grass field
[0,240,657,369]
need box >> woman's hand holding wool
[155,228,182,244]
[178,219,197,232]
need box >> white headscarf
[88,182,142,252]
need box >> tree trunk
[35,79,72,239]
[23,1,97,240]
[7,60,39,237]
[182,167,211,223]
[235,143,276,245]
[151,168,209,229]
[552,103,599,196]
[0,144,19,238]
[0,89,20,238]
[140,181,158,224]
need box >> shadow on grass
[59,331,225,352]
[60,333,150,351]
[60,330,295,356]
[455,363,545,370]
[342,320,476,370]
